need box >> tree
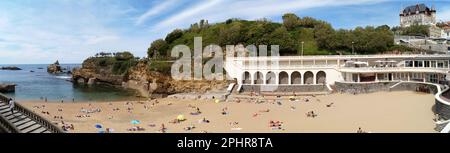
[299,16,317,28]
[314,21,334,49]
[148,39,169,58]
[376,25,390,31]
[218,22,244,46]
[282,13,300,31]
[402,24,430,36]
[115,51,134,61]
[269,26,296,55]
[165,29,184,43]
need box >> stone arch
[254,71,264,84]
[304,71,314,85]
[266,71,276,84]
[291,71,301,84]
[316,71,327,84]
[279,71,289,84]
[243,71,251,84]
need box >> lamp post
[351,41,355,55]
[301,41,304,56]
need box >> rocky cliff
[72,57,125,85]
[123,60,230,97]
[73,57,231,98]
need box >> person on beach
[9,98,15,114]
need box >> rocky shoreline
[72,56,231,98]
[0,66,21,70]
[0,84,16,93]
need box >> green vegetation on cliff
[147,13,397,58]
[392,24,430,37]
[87,51,139,75]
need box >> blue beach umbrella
[131,120,141,125]
[95,124,103,129]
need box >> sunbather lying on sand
[259,109,270,113]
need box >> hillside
[148,13,398,58]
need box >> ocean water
[0,64,138,102]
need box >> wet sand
[20,91,437,133]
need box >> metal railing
[0,93,65,133]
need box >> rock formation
[47,60,63,74]
[0,84,16,93]
[73,57,231,98]
[72,57,125,86]
[0,66,22,70]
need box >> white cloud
[0,0,149,64]
[85,35,121,45]
[155,0,224,29]
[152,0,387,32]
[135,0,180,26]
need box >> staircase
[0,94,64,133]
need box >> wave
[55,76,72,79]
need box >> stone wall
[241,85,329,93]
[335,81,399,94]
[389,82,440,94]
[436,88,450,120]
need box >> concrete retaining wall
[436,88,450,120]
[241,85,329,93]
[335,81,399,94]
[390,82,440,94]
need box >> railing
[0,94,20,133]
[0,93,65,133]
[440,87,450,102]
[0,112,21,133]
[339,67,449,73]
[229,54,450,61]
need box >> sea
[0,64,138,102]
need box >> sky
[0,0,449,64]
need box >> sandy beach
[20,91,437,133]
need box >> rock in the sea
[47,60,63,74]
[0,84,16,93]
[0,66,22,70]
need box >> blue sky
[0,0,449,64]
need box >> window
[416,61,423,67]
[431,61,437,68]
[405,60,413,67]
[438,61,444,68]
[424,61,430,67]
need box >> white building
[225,54,450,87]
[400,4,436,27]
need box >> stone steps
[0,101,51,133]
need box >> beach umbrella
[215,99,220,103]
[95,124,102,129]
[131,120,141,125]
[177,115,185,121]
